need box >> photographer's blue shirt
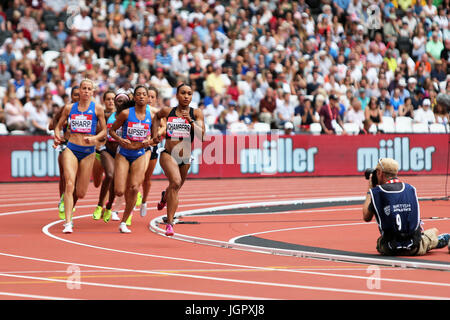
[369,182,421,249]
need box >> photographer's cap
[376,158,399,175]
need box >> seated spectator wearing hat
[319,94,346,135]
[414,98,435,125]
[430,60,446,83]
[283,121,295,136]
[363,158,449,256]
[358,88,370,111]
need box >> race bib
[126,122,149,141]
[71,114,93,133]
[167,117,191,139]
[107,123,123,142]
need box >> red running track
[0,176,448,301]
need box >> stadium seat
[429,123,448,133]
[395,116,413,133]
[0,123,8,135]
[343,122,360,135]
[368,123,378,134]
[252,122,271,133]
[229,122,249,133]
[9,130,27,135]
[379,117,395,133]
[412,122,429,133]
[309,123,322,135]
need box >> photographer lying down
[363,158,449,256]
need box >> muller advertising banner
[0,134,448,182]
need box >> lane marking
[0,253,447,300]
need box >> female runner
[49,85,80,220]
[140,86,166,217]
[109,85,159,233]
[92,90,118,220]
[54,79,107,233]
[153,83,205,236]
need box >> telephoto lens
[364,168,378,186]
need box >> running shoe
[436,233,450,249]
[103,208,112,223]
[111,211,120,221]
[165,224,174,236]
[126,213,133,226]
[119,222,131,233]
[140,203,147,217]
[63,222,73,234]
[136,191,143,207]
[157,191,166,210]
[93,205,103,220]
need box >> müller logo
[11,140,59,178]
[357,137,435,172]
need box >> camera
[364,168,379,186]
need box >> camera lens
[364,168,374,180]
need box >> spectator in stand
[4,92,27,132]
[364,96,383,133]
[319,95,346,135]
[390,88,404,115]
[345,97,365,133]
[414,99,436,124]
[275,91,296,128]
[0,60,11,88]
[72,6,93,42]
[358,88,370,111]
[27,99,49,135]
[91,16,109,59]
[258,87,277,126]
[430,60,447,83]
[204,95,225,124]
[398,97,415,119]
[433,98,449,125]
[426,31,444,63]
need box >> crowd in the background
[0,0,448,135]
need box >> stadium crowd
[0,0,448,135]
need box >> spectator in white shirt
[204,95,225,123]
[72,7,93,40]
[414,99,436,124]
[345,97,365,131]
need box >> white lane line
[41,215,450,292]
[0,252,447,300]
[0,291,78,300]
[0,272,270,300]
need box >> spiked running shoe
[63,222,73,234]
[165,224,174,236]
[140,203,147,217]
[157,191,166,210]
[111,210,120,221]
[119,222,131,233]
[103,208,112,223]
[93,205,103,220]
[126,213,133,226]
[58,195,65,220]
[436,233,450,249]
[136,191,143,207]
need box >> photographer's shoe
[436,233,450,249]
